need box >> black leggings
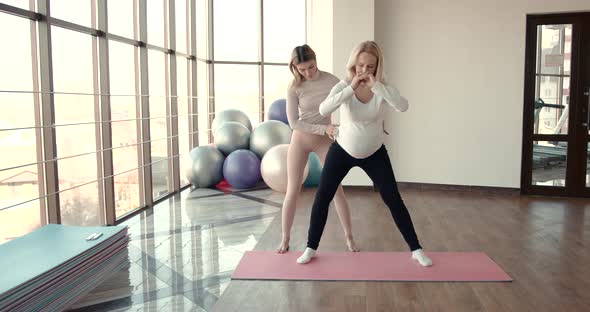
[307,141,422,251]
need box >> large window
[49,0,92,27]
[213,0,259,62]
[109,40,141,218]
[2,0,30,10]
[148,50,170,199]
[196,0,209,58]
[264,65,293,118]
[263,0,306,63]
[214,64,260,127]
[0,12,41,243]
[147,0,166,48]
[208,0,306,135]
[51,27,100,226]
[177,56,190,186]
[197,60,210,144]
[175,0,188,53]
[107,0,135,39]
[0,0,305,243]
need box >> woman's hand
[351,72,370,90]
[365,74,376,88]
[325,124,338,140]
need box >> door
[521,13,590,197]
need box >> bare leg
[277,132,309,253]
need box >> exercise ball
[214,122,250,155]
[212,109,252,135]
[268,98,289,126]
[261,144,308,193]
[223,149,261,189]
[250,120,292,158]
[187,146,225,188]
[303,152,323,187]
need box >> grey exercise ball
[249,120,292,158]
[187,145,225,188]
[211,109,252,135]
[214,122,251,155]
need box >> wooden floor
[213,188,590,312]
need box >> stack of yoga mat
[0,224,130,312]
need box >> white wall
[375,0,590,188]
[331,1,375,79]
[306,0,334,73]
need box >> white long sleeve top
[319,80,408,158]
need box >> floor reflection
[70,187,280,311]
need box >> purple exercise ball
[268,98,289,126]
[223,149,261,189]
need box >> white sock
[296,247,316,264]
[411,249,432,267]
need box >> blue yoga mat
[0,224,127,296]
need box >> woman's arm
[371,81,409,112]
[319,80,354,116]
[287,86,328,135]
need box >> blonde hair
[345,41,385,82]
[288,44,317,86]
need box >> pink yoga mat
[232,251,512,282]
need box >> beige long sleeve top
[286,70,340,135]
